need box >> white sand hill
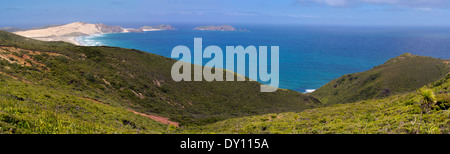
[13,22,175,45]
[13,22,125,45]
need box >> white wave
[76,34,105,46]
[304,89,316,93]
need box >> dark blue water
[78,25,450,93]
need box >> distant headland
[194,25,248,32]
[141,25,176,31]
[4,22,176,45]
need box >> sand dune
[14,22,123,37]
[12,22,176,45]
[13,22,126,45]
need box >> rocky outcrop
[95,23,125,33]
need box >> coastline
[26,33,106,46]
[25,30,158,46]
[74,34,106,46]
[142,29,164,31]
[32,36,83,46]
[9,22,178,46]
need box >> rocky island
[194,25,247,31]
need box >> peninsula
[10,22,176,45]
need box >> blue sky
[2,0,450,28]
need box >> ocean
[77,25,450,93]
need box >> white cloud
[226,11,259,16]
[297,0,450,8]
[416,8,433,12]
[298,0,351,7]
[227,11,317,18]
[282,14,318,18]
[178,11,205,15]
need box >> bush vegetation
[0,30,320,129]
[182,74,450,134]
[1,29,448,134]
[0,76,167,134]
[311,53,450,105]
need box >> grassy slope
[183,74,450,134]
[0,76,168,134]
[0,30,320,129]
[311,53,450,105]
[2,29,448,134]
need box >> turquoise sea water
[78,25,450,93]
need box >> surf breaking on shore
[76,34,105,46]
[304,89,316,93]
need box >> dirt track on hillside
[81,97,179,127]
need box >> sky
[1,0,450,28]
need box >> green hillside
[0,30,319,131]
[182,73,450,134]
[2,29,449,134]
[0,76,168,134]
[311,53,450,105]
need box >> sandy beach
[142,28,164,31]
[30,36,83,45]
